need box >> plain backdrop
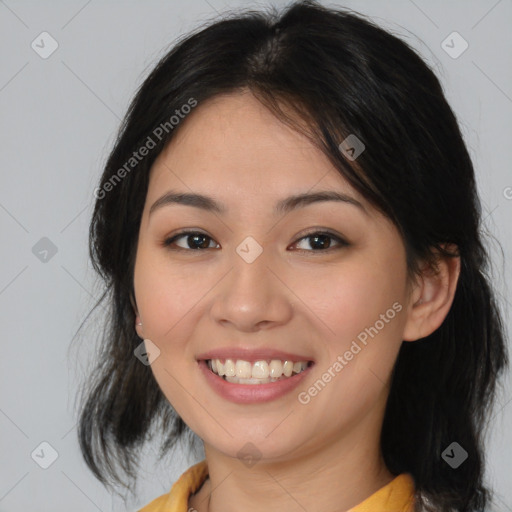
[1,1,511,511]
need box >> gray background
[1,0,511,511]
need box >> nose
[209,242,294,332]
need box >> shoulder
[137,460,209,512]
[138,492,170,512]
[348,472,416,512]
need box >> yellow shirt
[138,460,416,512]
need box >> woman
[78,1,508,511]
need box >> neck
[189,416,395,512]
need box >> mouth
[204,358,314,385]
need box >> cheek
[133,246,200,342]
[133,247,199,413]
[294,263,406,424]
[293,254,407,350]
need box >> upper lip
[196,347,314,363]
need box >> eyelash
[162,229,349,254]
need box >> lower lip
[198,360,313,404]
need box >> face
[133,90,414,463]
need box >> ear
[130,292,144,338]
[402,244,461,342]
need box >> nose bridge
[229,235,276,300]
[210,234,292,330]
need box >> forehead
[147,91,366,209]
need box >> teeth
[252,361,268,379]
[224,359,235,377]
[208,358,309,383]
[269,360,282,378]
[225,376,272,384]
[283,360,294,377]
[235,360,252,379]
[293,361,303,374]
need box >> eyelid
[163,229,219,250]
[291,229,349,252]
[162,228,350,252]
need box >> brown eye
[162,230,349,253]
[163,231,219,250]
[292,231,349,252]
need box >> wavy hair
[77,2,509,510]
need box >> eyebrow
[149,189,367,217]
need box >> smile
[207,358,311,384]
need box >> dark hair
[77,1,508,510]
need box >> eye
[291,231,349,252]
[163,231,219,251]
[162,229,349,253]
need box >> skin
[133,90,460,512]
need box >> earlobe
[134,314,144,338]
[402,245,460,342]
[130,292,144,337]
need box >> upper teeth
[208,359,308,380]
